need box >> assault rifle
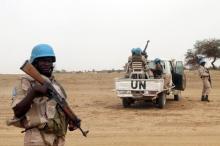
[20,60,89,137]
[142,40,150,58]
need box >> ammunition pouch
[43,106,68,137]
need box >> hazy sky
[0,0,219,73]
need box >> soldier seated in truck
[149,59,172,89]
[151,58,163,79]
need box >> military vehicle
[115,59,186,109]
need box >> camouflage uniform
[154,64,171,89]
[163,74,172,89]
[151,61,171,89]
[154,63,163,79]
[198,65,211,99]
[10,75,68,146]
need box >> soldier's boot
[201,96,205,101]
[205,95,210,102]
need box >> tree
[185,49,198,68]
[194,39,220,69]
[185,38,220,69]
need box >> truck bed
[115,78,164,98]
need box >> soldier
[152,58,163,79]
[125,48,147,78]
[129,48,147,65]
[151,58,171,89]
[198,59,211,102]
[9,44,80,146]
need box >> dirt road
[0,70,220,146]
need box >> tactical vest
[131,55,146,71]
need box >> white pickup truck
[115,60,186,108]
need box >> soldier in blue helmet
[125,48,147,77]
[198,58,211,102]
[152,58,163,79]
[9,44,80,146]
[30,44,56,77]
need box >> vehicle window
[175,61,184,74]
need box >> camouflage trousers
[201,77,211,96]
[24,128,65,146]
[163,74,171,89]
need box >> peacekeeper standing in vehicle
[198,59,211,102]
[125,48,147,77]
[9,44,81,146]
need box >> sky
[0,0,220,74]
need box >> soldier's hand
[68,118,81,131]
[68,120,79,131]
[75,117,81,128]
[32,83,48,96]
[68,123,77,131]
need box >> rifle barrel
[143,40,150,53]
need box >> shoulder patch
[12,87,17,97]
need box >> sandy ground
[0,70,220,146]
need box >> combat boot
[201,96,205,101]
[205,95,210,102]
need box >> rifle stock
[20,60,46,84]
[20,60,89,137]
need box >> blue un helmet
[154,58,161,64]
[30,44,56,63]
[131,48,136,54]
[131,48,142,55]
[135,48,142,55]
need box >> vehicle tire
[122,98,131,108]
[174,94,179,101]
[157,93,166,109]
[174,91,182,101]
